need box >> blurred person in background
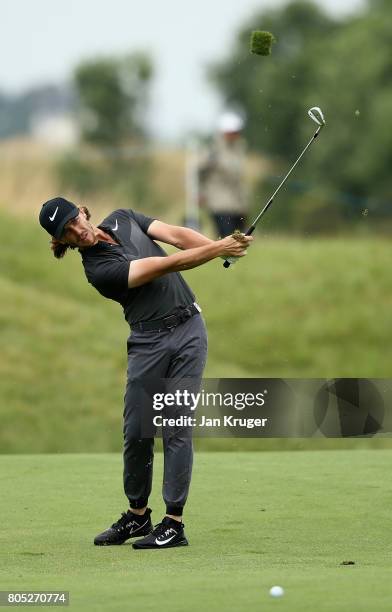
[198,112,248,237]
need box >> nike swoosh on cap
[112,219,118,231]
[49,206,59,222]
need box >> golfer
[39,197,251,550]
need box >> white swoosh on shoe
[112,219,118,231]
[49,206,59,221]
[155,535,176,546]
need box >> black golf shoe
[132,516,188,550]
[94,508,153,546]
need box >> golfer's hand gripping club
[222,227,255,267]
[221,230,253,266]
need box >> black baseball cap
[39,197,79,239]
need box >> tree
[74,52,153,147]
[207,0,392,229]
[56,51,156,208]
[208,1,338,158]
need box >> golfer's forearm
[172,227,214,250]
[167,241,222,270]
[128,242,222,288]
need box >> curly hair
[51,206,91,259]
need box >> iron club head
[308,107,326,127]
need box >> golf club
[223,106,326,268]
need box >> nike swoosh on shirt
[49,206,59,221]
[112,219,118,231]
[155,535,176,546]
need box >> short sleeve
[129,210,156,234]
[89,257,130,299]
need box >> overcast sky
[1,0,365,140]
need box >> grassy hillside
[1,451,392,611]
[0,209,391,451]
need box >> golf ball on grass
[269,585,284,598]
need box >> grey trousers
[123,313,208,516]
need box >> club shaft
[223,122,324,268]
[250,126,322,229]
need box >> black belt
[133,303,200,332]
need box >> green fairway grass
[0,451,391,611]
[0,209,391,451]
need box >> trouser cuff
[129,498,149,509]
[166,504,184,516]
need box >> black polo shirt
[79,209,195,325]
